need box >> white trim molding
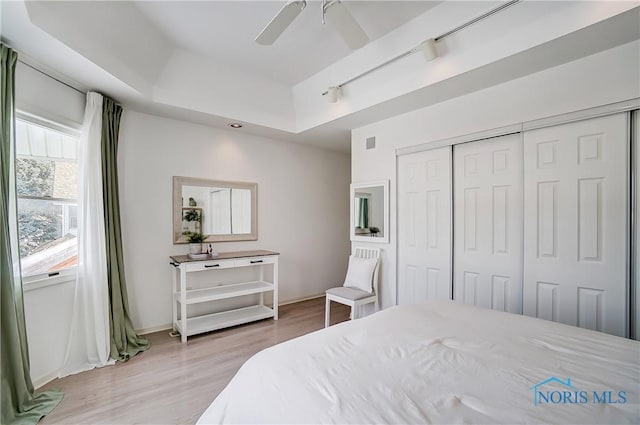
[397,98,640,156]
[23,269,76,292]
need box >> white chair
[325,247,381,328]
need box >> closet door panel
[635,110,639,340]
[453,134,523,313]
[398,147,452,304]
[523,113,628,337]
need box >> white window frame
[15,111,81,289]
[22,267,77,292]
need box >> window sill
[23,271,76,292]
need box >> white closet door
[398,147,452,304]
[453,134,523,313]
[523,113,629,337]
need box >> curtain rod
[323,0,521,96]
[17,57,126,108]
[17,59,85,95]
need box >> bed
[197,301,639,424]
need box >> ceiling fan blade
[255,1,306,45]
[324,1,369,50]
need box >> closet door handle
[250,260,263,264]
[205,264,220,268]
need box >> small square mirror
[350,180,389,244]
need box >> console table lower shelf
[170,250,279,342]
[174,305,275,337]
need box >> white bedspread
[198,301,640,424]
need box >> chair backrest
[353,247,381,295]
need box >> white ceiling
[133,1,440,84]
[1,1,638,152]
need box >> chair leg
[351,305,356,320]
[325,297,331,328]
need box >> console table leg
[273,260,279,320]
[172,267,178,332]
[180,267,188,343]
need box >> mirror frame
[173,176,258,244]
[350,180,389,244]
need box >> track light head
[421,38,438,61]
[327,86,340,103]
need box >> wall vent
[366,137,376,150]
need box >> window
[15,118,80,278]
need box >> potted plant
[183,208,201,232]
[186,232,206,255]
[183,208,200,222]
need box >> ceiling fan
[255,0,369,50]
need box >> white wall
[351,41,640,311]
[15,61,351,383]
[118,111,351,332]
[367,186,384,233]
[23,280,75,387]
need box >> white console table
[169,250,279,343]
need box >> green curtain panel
[358,198,369,229]
[101,96,150,361]
[1,43,63,425]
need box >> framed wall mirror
[173,176,257,243]
[350,180,389,244]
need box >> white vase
[189,243,202,255]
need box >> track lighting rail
[322,0,521,100]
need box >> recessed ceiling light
[228,123,243,129]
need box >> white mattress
[198,301,640,424]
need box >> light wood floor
[39,297,350,425]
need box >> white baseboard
[136,323,173,335]
[33,371,59,390]
[279,293,324,305]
